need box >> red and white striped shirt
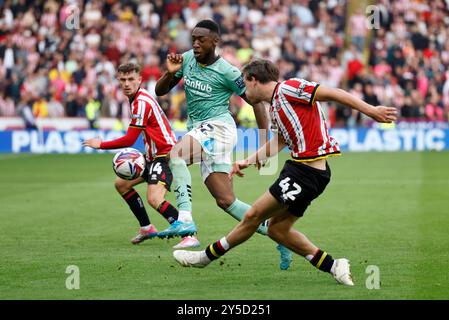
[270,78,340,161]
[129,88,176,160]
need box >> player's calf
[155,200,179,224]
[121,189,151,229]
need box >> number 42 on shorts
[279,177,302,201]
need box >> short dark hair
[194,19,220,35]
[242,59,279,84]
[117,62,141,74]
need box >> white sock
[219,237,230,250]
[305,249,320,261]
[178,210,192,222]
[201,251,212,263]
[141,224,152,231]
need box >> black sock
[157,200,179,224]
[309,249,334,273]
[122,189,150,227]
[205,240,228,261]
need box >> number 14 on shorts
[149,162,163,174]
[279,177,302,201]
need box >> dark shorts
[269,160,331,217]
[142,156,173,191]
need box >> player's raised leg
[115,176,158,244]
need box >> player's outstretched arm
[229,133,286,178]
[82,126,141,149]
[315,86,398,123]
[155,53,183,96]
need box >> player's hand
[255,159,267,170]
[229,159,250,179]
[370,106,398,123]
[166,53,183,74]
[82,138,102,149]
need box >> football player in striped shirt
[83,62,199,248]
[173,59,397,286]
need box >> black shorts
[269,160,331,217]
[142,156,173,191]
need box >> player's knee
[216,196,235,211]
[115,179,131,194]
[242,207,265,227]
[169,141,192,163]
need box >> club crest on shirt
[297,82,307,96]
[296,80,317,101]
[234,75,245,89]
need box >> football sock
[122,189,150,227]
[307,249,334,273]
[178,210,193,223]
[205,237,230,261]
[225,199,268,235]
[157,200,179,224]
[169,158,193,213]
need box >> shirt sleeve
[174,67,183,79]
[225,66,246,96]
[280,78,320,106]
[99,126,141,149]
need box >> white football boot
[330,258,354,286]
[173,250,211,268]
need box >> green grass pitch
[0,151,448,299]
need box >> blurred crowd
[1,0,449,129]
